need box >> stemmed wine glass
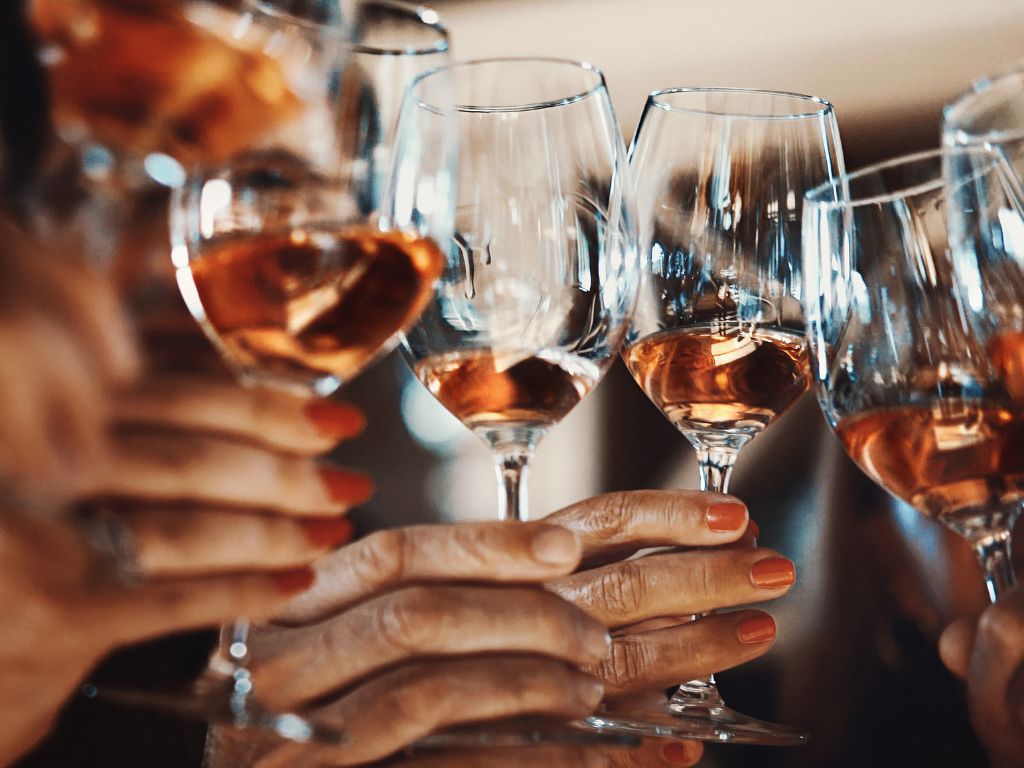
[804,149,1024,621]
[605,88,844,745]
[399,57,639,524]
[105,0,455,742]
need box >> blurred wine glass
[93,0,455,742]
[804,149,1023,612]
[601,88,843,746]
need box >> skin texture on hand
[0,379,368,765]
[224,490,793,767]
[939,583,1024,768]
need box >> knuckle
[579,493,632,539]
[591,562,648,620]
[978,603,1024,652]
[351,529,407,589]
[595,637,654,691]
[374,587,440,653]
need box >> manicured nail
[273,567,315,594]
[661,742,696,765]
[301,517,354,549]
[581,623,612,662]
[531,525,581,565]
[318,467,374,506]
[304,400,366,440]
[574,675,605,708]
[706,502,748,532]
[738,614,777,645]
[747,519,760,540]
[750,557,795,589]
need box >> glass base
[584,700,808,746]
[411,717,640,750]
[83,669,344,744]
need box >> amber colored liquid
[415,350,601,433]
[623,326,810,435]
[30,0,299,164]
[988,330,1024,402]
[836,401,1024,522]
[187,228,444,389]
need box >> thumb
[939,616,978,680]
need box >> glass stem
[670,438,745,707]
[495,451,532,522]
[975,532,1016,604]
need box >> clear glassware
[398,57,639,524]
[804,149,1024,614]
[599,88,845,746]
[944,68,1024,180]
[91,0,456,744]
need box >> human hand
[940,584,1024,768]
[546,490,792,700]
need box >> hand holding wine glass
[604,87,844,745]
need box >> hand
[0,378,368,765]
[223,521,609,767]
[940,584,1024,768]
[0,215,138,502]
[546,490,792,700]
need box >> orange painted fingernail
[318,467,374,506]
[738,614,777,645]
[301,517,354,549]
[272,567,315,594]
[661,742,695,765]
[750,557,795,589]
[304,400,366,440]
[747,519,760,540]
[706,502,747,532]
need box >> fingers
[90,567,317,647]
[113,378,364,457]
[963,586,1024,765]
[278,522,584,623]
[379,739,703,768]
[591,610,777,697]
[83,430,372,516]
[255,658,605,767]
[549,548,795,628]
[548,491,749,563]
[253,585,609,709]
[938,616,976,679]
[122,506,354,577]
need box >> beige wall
[437,0,1024,162]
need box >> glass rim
[352,1,449,57]
[804,146,1004,210]
[944,69,1024,146]
[407,56,608,114]
[647,87,835,121]
[242,0,353,39]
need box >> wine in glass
[606,88,844,745]
[804,150,1024,619]
[399,57,639,524]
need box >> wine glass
[398,57,639,523]
[604,88,844,745]
[804,149,1024,619]
[94,0,456,743]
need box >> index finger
[546,490,749,560]
[114,377,365,457]
[275,522,584,624]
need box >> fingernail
[301,517,354,549]
[318,467,374,506]
[747,519,760,540]
[750,557,795,589]
[272,567,315,594]
[574,675,605,708]
[304,400,366,440]
[531,525,581,565]
[581,622,612,662]
[706,502,747,532]
[738,614,776,645]
[661,742,696,765]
